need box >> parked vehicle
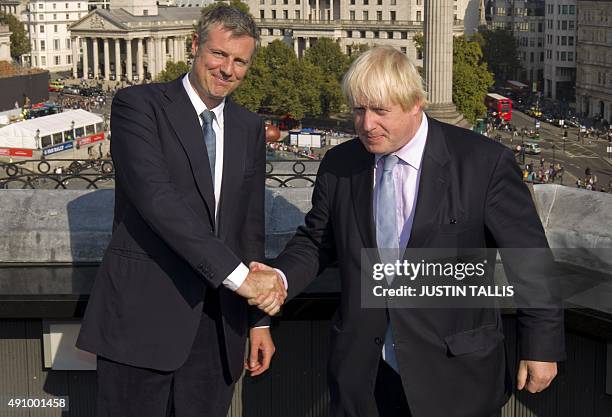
[523,142,541,155]
[62,85,81,95]
[48,81,64,92]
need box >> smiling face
[353,100,423,155]
[189,23,256,109]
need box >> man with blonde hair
[252,46,564,416]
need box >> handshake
[236,261,287,316]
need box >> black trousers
[96,291,235,417]
[374,360,501,417]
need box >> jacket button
[375,337,383,345]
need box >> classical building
[0,0,27,16]
[543,0,577,100]
[69,1,196,81]
[485,0,545,90]
[0,24,11,61]
[575,0,611,123]
[20,0,87,71]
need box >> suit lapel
[217,99,246,238]
[350,143,378,256]
[407,118,451,249]
[162,78,216,227]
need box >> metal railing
[0,159,318,189]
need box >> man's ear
[191,34,199,57]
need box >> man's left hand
[517,360,557,393]
[245,327,275,377]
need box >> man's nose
[219,58,233,78]
[362,110,375,131]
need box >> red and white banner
[77,132,105,147]
[0,148,34,157]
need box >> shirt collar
[375,113,428,170]
[182,73,225,125]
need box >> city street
[497,109,612,190]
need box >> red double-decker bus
[485,93,513,122]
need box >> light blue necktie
[200,110,216,184]
[376,154,400,373]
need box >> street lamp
[35,128,40,149]
[552,143,556,166]
[71,120,75,141]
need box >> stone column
[137,38,144,81]
[82,37,88,78]
[329,0,333,20]
[71,36,78,78]
[147,37,155,79]
[305,37,310,49]
[293,37,299,57]
[168,37,174,63]
[126,38,133,81]
[155,37,163,76]
[315,0,319,21]
[114,38,122,80]
[103,38,110,80]
[92,37,99,79]
[160,37,166,72]
[423,0,468,126]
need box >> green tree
[476,27,522,82]
[452,35,494,124]
[232,52,272,112]
[156,61,190,82]
[0,12,31,60]
[303,38,349,116]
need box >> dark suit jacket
[77,76,267,381]
[272,117,565,417]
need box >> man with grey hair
[77,5,285,417]
[252,46,564,416]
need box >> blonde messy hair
[342,46,428,111]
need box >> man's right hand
[236,269,286,316]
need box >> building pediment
[70,11,127,32]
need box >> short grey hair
[196,5,260,49]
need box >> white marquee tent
[0,109,104,149]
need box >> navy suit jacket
[77,76,267,380]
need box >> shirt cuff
[223,262,249,291]
[275,268,288,290]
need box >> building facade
[69,4,196,81]
[0,24,11,61]
[21,0,87,72]
[543,0,577,100]
[243,0,479,65]
[575,0,611,123]
[0,0,27,16]
[486,0,545,91]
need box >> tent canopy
[0,109,103,149]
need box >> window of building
[143,9,147,15]
[259,9,264,18]
[387,31,393,39]
[54,24,58,32]
[40,40,46,50]
[39,14,44,19]
[347,31,352,38]
[66,38,71,48]
[561,51,566,61]
[53,3,56,9]
[40,25,44,33]
[417,49,422,60]
[377,0,382,4]
[350,10,355,20]
[537,38,543,47]
[530,52,534,63]
[416,11,422,21]
[540,52,544,62]
[65,2,68,8]
[363,0,368,4]
[295,10,300,19]
[568,20,574,30]
[65,13,69,19]
[568,52,573,62]
[538,22,543,32]
[569,5,575,15]
[561,5,568,14]
[283,0,288,4]
[377,11,382,21]
[54,55,60,65]
[53,13,57,19]
[271,10,276,18]
[296,0,300,3]
[54,39,60,50]
[41,56,46,65]
[391,0,396,4]
[417,0,422,5]
[401,31,407,39]
[38,3,43,9]
[363,11,368,20]
[350,0,355,4]
[400,47,406,54]
[77,2,81,8]
[67,55,71,64]
[271,0,276,4]
[390,11,396,21]
[282,9,287,19]
[360,30,366,38]
[568,36,574,46]
[373,31,379,38]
